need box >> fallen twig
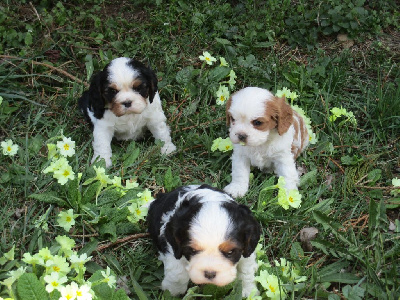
[96,232,150,252]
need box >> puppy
[78,57,176,167]
[224,87,309,197]
[147,184,260,297]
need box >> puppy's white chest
[113,113,147,140]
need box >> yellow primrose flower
[0,267,26,289]
[38,247,53,263]
[211,137,222,152]
[45,255,71,275]
[228,70,237,89]
[218,137,233,152]
[216,85,230,105]
[47,143,58,160]
[276,176,286,189]
[274,258,290,277]
[57,209,76,231]
[1,139,19,156]
[59,283,78,300]
[44,271,68,293]
[101,267,116,288]
[289,267,307,283]
[392,178,400,187]
[73,282,93,300]
[277,188,289,210]
[287,189,302,208]
[275,87,291,99]
[128,203,148,222]
[56,235,76,255]
[329,106,347,122]
[288,91,299,100]
[111,176,123,188]
[199,51,217,65]
[43,156,69,174]
[255,270,286,300]
[69,253,92,272]
[93,166,112,187]
[53,163,75,185]
[22,252,44,266]
[137,189,154,205]
[125,178,139,189]
[57,136,76,157]
[219,57,229,67]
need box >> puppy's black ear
[237,205,261,258]
[87,69,109,119]
[164,220,183,259]
[143,66,158,104]
[164,199,202,259]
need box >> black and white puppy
[78,57,176,167]
[147,185,261,297]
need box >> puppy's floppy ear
[87,69,109,119]
[142,65,158,104]
[236,204,261,258]
[274,96,293,135]
[165,199,202,259]
[226,96,232,126]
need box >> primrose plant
[0,224,128,300]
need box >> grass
[0,0,399,299]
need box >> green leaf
[176,66,194,85]
[164,166,181,192]
[342,284,365,300]
[123,147,140,167]
[215,37,232,45]
[99,222,117,240]
[49,290,61,300]
[320,272,360,284]
[78,239,99,256]
[111,289,131,300]
[17,273,49,300]
[290,242,304,259]
[130,275,149,300]
[24,32,33,46]
[85,54,94,82]
[29,192,67,207]
[300,169,318,187]
[208,66,231,82]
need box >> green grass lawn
[0,1,399,299]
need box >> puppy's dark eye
[108,87,118,95]
[187,247,199,256]
[252,120,263,127]
[222,248,238,258]
[230,116,235,123]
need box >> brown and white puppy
[78,57,176,167]
[224,87,309,197]
[147,185,261,297]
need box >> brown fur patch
[132,78,143,89]
[218,240,239,253]
[189,241,203,252]
[291,111,309,158]
[109,102,125,117]
[252,116,277,131]
[274,96,293,135]
[226,96,233,126]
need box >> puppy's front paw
[224,183,248,198]
[161,143,176,155]
[91,155,112,168]
[242,285,259,298]
[161,278,187,296]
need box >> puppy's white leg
[91,124,114,167]
[224,149,251,197]
[146,94,176,155]
[274,155,299,191]
[147,120,176,155]
[159,253,189,296]
[237,253,259,297]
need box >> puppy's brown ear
[275,96,293,135]
[226,96,232,126]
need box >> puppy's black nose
[122,101,132,108]
[237,133,248,142]
[204,270,216,280]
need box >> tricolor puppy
[147,185,260,297]
[78,57,176,167]
[224,87,309,197]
